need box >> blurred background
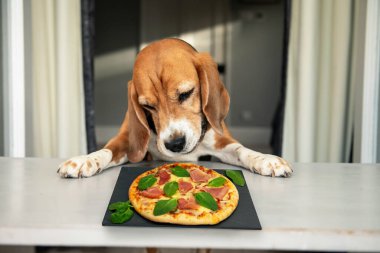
[94,0,284,155]
[1,0,380,162]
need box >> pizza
[128,163,239,225]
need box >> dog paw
[57,149,113,178]
[257,154,293,177]
[57,156,100,178]
[240,149,293,177]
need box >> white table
[0,157,379,252]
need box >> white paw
[57,149,112,178]
[240,149,293,177]
[256,154,293,177]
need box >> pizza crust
[129,163,239,225]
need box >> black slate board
[102,166,261,230]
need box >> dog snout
[164,136,186,153]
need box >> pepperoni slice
[178,196,199,210]
[189,168,211,182]
[203,186,229,200]
[178,179,193,194]
[140,186,163,198]
[158,169,170,185]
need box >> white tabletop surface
[0,157,379,252]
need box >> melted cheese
[134,164,238,222]
[130,164,239,225]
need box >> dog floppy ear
[125,81,150,162]
[196,53,230,135]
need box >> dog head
[125,39,230,162]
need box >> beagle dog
[58,38,292,178]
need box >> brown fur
[58,38,292,179]
[104,38,235,163]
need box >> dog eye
[142,104,155,111]
[178,88,194,103]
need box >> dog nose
[164,136,186,153]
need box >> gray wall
[94,0,139,127]
[228,1,283,127]
[0,1,4,156]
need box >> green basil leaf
[207,177,226,187]
[153,199,178,216]
[226,170,245,186]
[171,166,190,177]
[108,201,132,212]
[194,192,218,211]
[110,208,134,224]
[138,174,157,190]
[163,181,179,197]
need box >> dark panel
[270,0,291,156]
[81,0,97,153]
[103,166,261,230]
[94,0,140,55]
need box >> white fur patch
[178,81,195,93]
[138,96,148,105]
[199,129,293,177]
[158,118,200,157]
[148,131,206,161]
[218,143,293,177]
[57,149,127,178]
